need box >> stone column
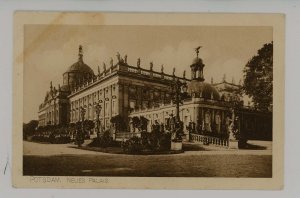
[137,86,142,110]
[123,84,129,127]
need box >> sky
[23,25,272,123]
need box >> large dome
[65,60,94,75]
[187,80,220,100]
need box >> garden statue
[228,108,235,140]
[186,121,194,134]
[233,116,240,139]
[228,108,241,149]
[169,114,176,132]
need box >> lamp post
[94,102,102,138]
[76,106,86,147]
[171,78,188,122]
[170,78,188,150]
[80,106,86,126]
[49,81,58,126]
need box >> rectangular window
[105,102,109,116]
[112,100,116,115]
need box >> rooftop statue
[98,65,101,75]
[150,62,153,70]
[110,58,113,67]
[103,62,106,72]
[116,52,121,62]
[161,64,164,73]
[223,74,226,82]
[124,55,127,64]
[137,58,141,68]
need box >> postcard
[13,12,285,189]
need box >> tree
[243,42,273,111]
[23,120,39,139]
[83,120,95,132]
[110,115,126,132]
[140,116,149,131]
[131,116,141,131]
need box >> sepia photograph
[13,12,285,189]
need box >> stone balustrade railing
[190,133,229,147]
[70,63,189,95]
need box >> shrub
[122,136,143,153]
[122,132,171,154]
[238,138,248,148]
[88,130,114,148]
[75,129,85,146]
[159,132,171,150]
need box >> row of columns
[127,85,171,110]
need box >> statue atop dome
[78,45,83,62]
[195,46,202,58]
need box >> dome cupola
[187,81,220,100]
[65,45,94,76]
[187,46,220,100]
[190,46,205,81]
[63,45,94,89]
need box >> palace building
[38,46,272,141]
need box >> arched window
[204,111,211,132]
[215,113,221,133]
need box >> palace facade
[38,46,272,140]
